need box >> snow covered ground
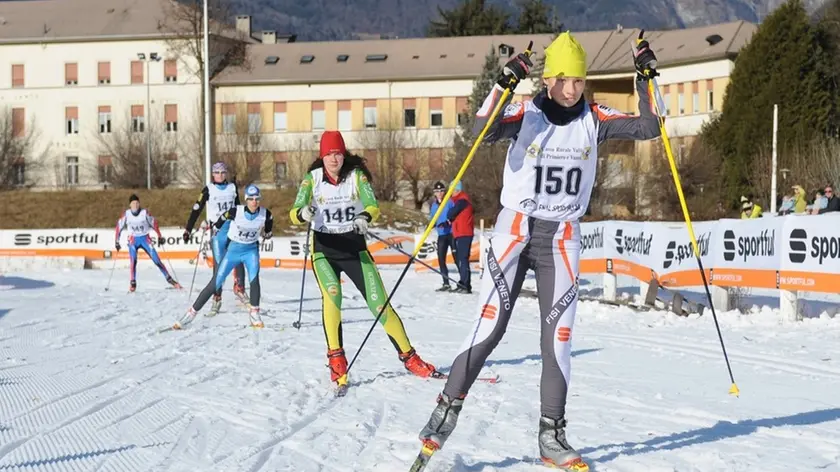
[1,265,840,472]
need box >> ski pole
[104,253,118,292]
[635,30,739,397]
[292,222,312,330]
[187,227,207,299]
[367,232,463,288]
[345,41,534,376]
[158,239,179,281]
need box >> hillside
[232,0,828,41]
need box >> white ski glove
[298,205,315,222]
[353,215,369,235]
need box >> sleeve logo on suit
[596,104,630,118]
[503,102,523,118]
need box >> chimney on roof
[236,15,252,39]
[616,24,623,33]
[262,31,277,44]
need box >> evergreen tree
[516,0,555,34]
[703,0,837,204]
[447,47,509,219]
[426,0,512,37]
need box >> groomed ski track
[1,267,839,471]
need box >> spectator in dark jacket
[819,185,840,213]
[447,181,474,294]
[429,181,457,291]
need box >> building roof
[213,21,756,86]
[0,0,251,44]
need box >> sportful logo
[789,228,840,264]
[580,227,603,254]
[663,232,711,269]
[614,228,653,256]
[723,229,775,262]
[788,229,808,263]
[14,232,98,247]
[14,234,31,246]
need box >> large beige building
[0,0,756,193]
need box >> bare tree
[214,106,273,186]
[0,107,51,190]
[285,137,318,184]
[91,112,180,188]
[157,0,253,180]
[357,120,403,202]
[398,129,444,210]
[176,97,210,186]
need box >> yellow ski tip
[729,383,740,397]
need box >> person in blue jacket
[429,181,459,291]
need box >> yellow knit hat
[543,31,587,78]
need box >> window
[403,99,416,128]
[11,64,24,88]
[274,152,288,183]
[98,155,113,183]
[165,104,178,132]
[165,154,178,182]
[456,97,468,126]
[65,106,79,135]
[706,80,715,111]
[131,61,144,84]
[663,85,671,116]
[247,103,261,134]
[12,159,25,186]
[363,100,377,129]
[65,63,78,85]
[12,108,24,137]
[131,105,145,132]
[338,100,351,131]
[221,104,235,133]
[677,84,685,115]
[429,98,443,127]
[404,108,416,127]
[98,106,112,133]
[66,156,79,185]
[692,81,699,114]
[312,101,325,131]
[98,62,111,84]
[273,102,286,132]
[164,60,177,82]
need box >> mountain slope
[231,0,828,41]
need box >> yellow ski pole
[346,41,535,374]
[636,31,739,397]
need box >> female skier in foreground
[416,31,661,471]
[289,130,437,394]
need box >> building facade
[0,0,755,194]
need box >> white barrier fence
[4,214,840,320]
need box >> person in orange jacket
[446,181,474,293]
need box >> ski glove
[298,206,315,222]
[497,53,533,90]
[182,230,190,243]
[633,33,659,79]
[115,241,121,251]
[262,229,273,240]
[353,213,371,235]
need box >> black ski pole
[292,222,312,329]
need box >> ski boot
[129,280,136,293]
[248,306,264,328]
[206,294,222,317]
[166,276,182,289]
[233,281,248,304]
[173,307,197,330]
[538,416,589,471]
[435,283,451,292]
[327,348,349,395]
[418,393,465,451]
[400,348,437,378]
